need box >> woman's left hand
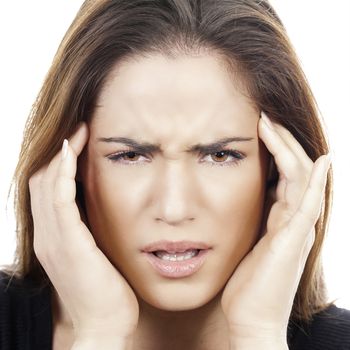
[221,112,331,346]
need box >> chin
[133,278,223,311]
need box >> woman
[1,0,349,349]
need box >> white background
[0,1,349,309]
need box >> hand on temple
[29,122,139,346]
[221,112,331,347]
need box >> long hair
[6,0,333,322]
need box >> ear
[76,145,87,183]
[258,155,278,240]
[266,155,278,185]
[76,180,90,228]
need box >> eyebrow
[97,136,254,154]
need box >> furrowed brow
[187,137,254,153]
[97,136,254,154]
[97,137,161,154]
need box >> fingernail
[261,111,274,130]
[61,139,68,160]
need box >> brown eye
[200,149,245,167]
[108,151,145,163]
[211,151,230,163]
[122,151,141,161]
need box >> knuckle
[288,157,299,169]
[285,158,299,177]
[288,161,311,183]
[291,173,310,191]
[52,177,76,209]
[29,168,51,193]
[269,234,286,256]
[52,197,69,210]
[297,207,317,227]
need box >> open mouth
[151,249,200,261]
[144,249,210,278]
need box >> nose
[155,161,195,226]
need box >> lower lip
[142,249,210,278]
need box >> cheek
[206,158,265,223]
[81,158,267,305]
[82,164,139,253]
[213,168,266,262]
[83,153,266,262]
[226,197,264,257]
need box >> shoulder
[0,269,52,349]
[288,303,350,350]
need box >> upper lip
[141,240,211,253]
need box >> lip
[141,240,212,278]
[141,240,211,253]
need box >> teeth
[155,249,199,261]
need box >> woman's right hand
[28,122,139,345]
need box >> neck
[133,289,231,350]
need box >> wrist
[229,326,288,350]
[72,334,133,350]
[230,338,289,350]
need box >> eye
[107,151,149,165]
[200,149,245,167]
[107,148,245,167]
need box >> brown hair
[6,0,334,322]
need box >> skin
[54,53,270,349]
[30,52,330,349]
[89,53,270,345]
[83,53,269,308]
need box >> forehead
[92,53,258,138]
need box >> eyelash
[107,148,245,167]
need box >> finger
[258,112,312,211]
[259,112,312,181]
[286,153,331,246]
[67,122,89,156]
[29,165,50,239]
[52,124,90,236]
[29,165,47,211]
[300,227,315,267]
[266,115,313,173]
[44,122,88,182]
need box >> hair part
[6,0,334,323]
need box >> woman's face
[79,53,269,311]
